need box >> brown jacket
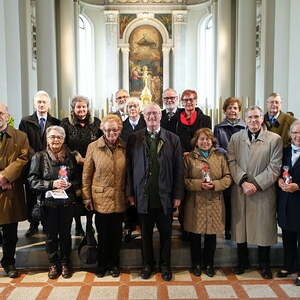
[183,148,232,234]
[0,126,29,225]
[82,136,127,214]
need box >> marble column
[235,0,257,105]
[172,10,187,93]
[120,46,130,91]
[57,0,77,118]
[36,0,58,115]
[162,46,171,91]
[104,10,119,99]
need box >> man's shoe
[204,266,215,277]
[161,270,172,281]
[110,266,120,278]
[48,265,59,279]
[25,225,38,237]
[233,265,245,275]
[140,265,152,279]
[295,277,300,286]
[4,265,18,278]
[95,267,106,278]
[61,265,72,279]
[276,270,290,278]
[260,268,273,279]
[192,265,201,277]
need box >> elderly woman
[82,114,126,278]
[120,97,146,143]
[184,128,232,277]
[28,126,80,279]
[214,97,246,240]
[277,120,300,286]
[61,96,102,236]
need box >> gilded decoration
[155,14,172,38]
[129,25,163,105]
[119,14,136,38]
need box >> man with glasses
[264,92,296,147]
[0,104,29,278]
[161,88,179,134]
[127,103,184,281]
[114,89,129,121]
[19,91,60,237]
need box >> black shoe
[204,266,215,277]
[61,264,72,279]
[75,227,85,237]
[25,225,38,237]
[276,270,290,278]
[260,268,273,279]
[140,265,153,279]
[124,230,133,243]
[4,265,18,278]
[233,265,245,275]
[161,270,172,281]
[295,277,300,286]
[110,266,120,278]
[225,232,231,240]
[192,265,201,277]
[95,267,107,278]
[48,265,60,279]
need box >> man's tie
[269,116,276,126]
[39,117,45,136]
[293,149,300,154]
[167,111,174,121]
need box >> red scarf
[180,110,197,126]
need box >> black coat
[277,146,300,232]
[19,112,60,157]
[160,109,179,134]
[60,116,102,157]
[120,115,146,143]
[126,128,184,215]
[28,149,81,207]
[176,107,212,153]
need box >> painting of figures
[129,25,163,106]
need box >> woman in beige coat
[82,114,126,278]
[184,128,232,277]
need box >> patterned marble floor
[0,268,299,300]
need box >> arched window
[78,14,94,101]
[198,15,214,109]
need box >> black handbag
[78,212,98,265]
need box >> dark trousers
[237,242,270,268]
[95,212,123,269]
[139,208,172,269]
[282,229,300,274]
[0,223,18,267]
[190,233,216,267]
[223,187,231,234]
[44,205,74,265]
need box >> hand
[281,183,299,193]
[53,179,71,190]
[0,174,8,185]
[173,199,181,208]
[241,182,257,195]
[201,182,214,190]
[128,196,135,206]
[278,178,285,189]
[85,201,94,211]
[1,183,12,190]
[183,152,189,156]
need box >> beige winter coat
[227,127,282,246]
[183,148,232,234]
[82,136,127,214]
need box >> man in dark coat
[127,103,184,281]
[19,90,60,237]
[0,104,29,278]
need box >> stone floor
[0,267,299,300]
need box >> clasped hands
[241,181,257,195]
[0,174,12,190]
[53,179,71,190]
[278,178,299,193]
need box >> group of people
[0,88,299,287]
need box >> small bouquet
[201,165,212,183]
[282,165,292,184]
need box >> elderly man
[127,103,184,281]
[264,92,296,147]
[228,106,283,279]
[19,91,60,237]
[0,104,29,278]
[114,89,129,121]
[160,88,179,134]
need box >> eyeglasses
[128,104,138,109]
[163,96,177,101]
[144,111,160,117]
[116,95,129,100]
[48,135,64,141]
[291,132,300,136]
[103,128,120,133]
[182,98,196,103]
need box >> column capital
[120,47,130,54]
[162,46,171,54]
[104,10,119,24]
[172,10,187,24]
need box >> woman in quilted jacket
[82,114,126,278]
[184,128,232,277]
